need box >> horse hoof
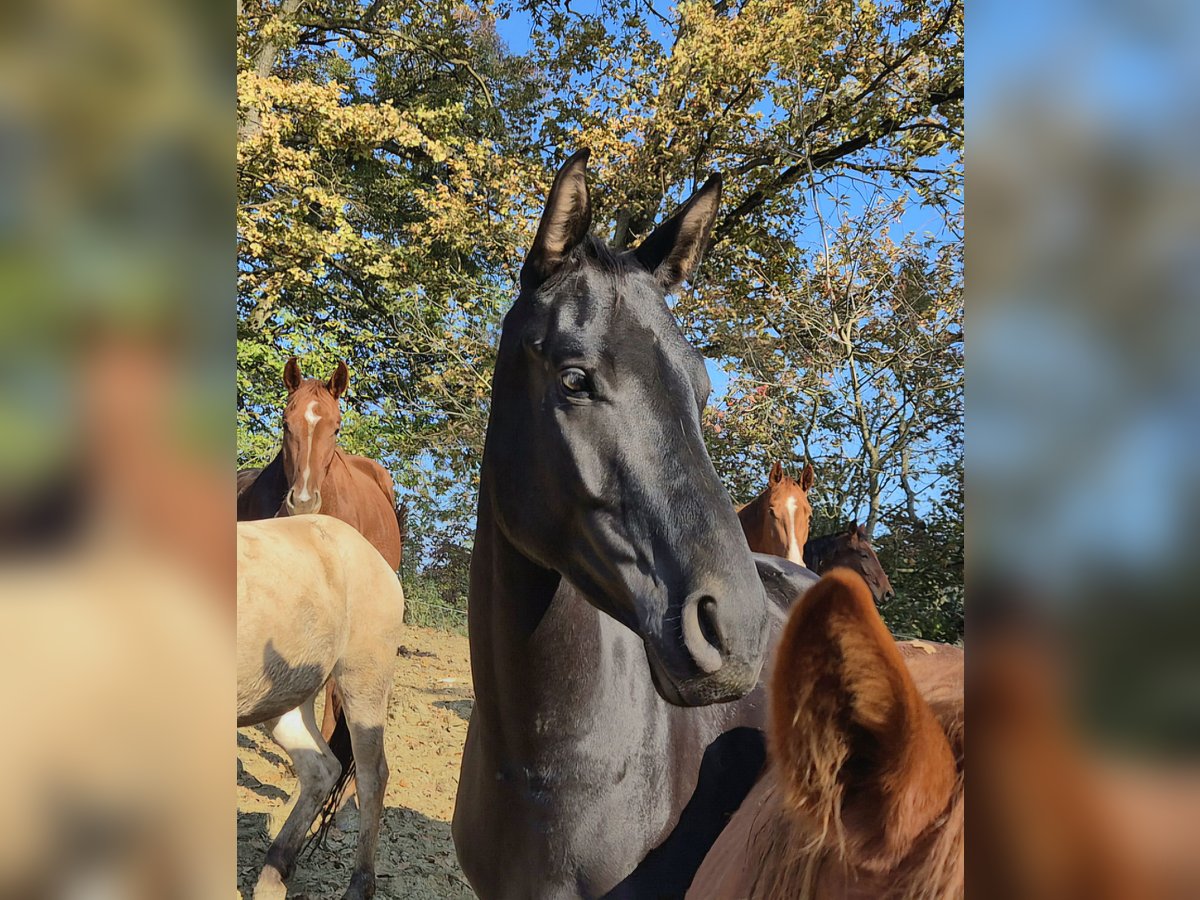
[252,865,288,900]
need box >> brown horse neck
[736,494,766,546]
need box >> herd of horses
[236,150,963,899]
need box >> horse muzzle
[284,487,322,516]
[642,587,769,707]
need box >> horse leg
[322,679,360,817]
[253,697,340,900]
[334,678,392,900]
[319,679,341,740]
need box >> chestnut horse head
[279,357,348,516]
[688,568,963,900]
[737,461,815,566]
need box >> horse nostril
[683,593,725,675]
[697,596,723,653]
[284,487,320,515]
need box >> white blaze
[785,495,804,566]
[295,400,321,501]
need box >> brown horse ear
[283,357,302,394]
[800,462,815,491]
[521,149,592,290]
[846,520,860,537]
[327,361,350,399]
[633,174,722,292]
[769,460,784,484]
[770,568,956,870]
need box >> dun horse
[238,515,404,900]
[688,568,964,899]
[737,460,815,566]
[453,150,816,898]
[237,358,402,741]
[804,522,895,605]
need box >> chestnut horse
[688,568,963,899]
[238,515,404,900]
[237,358,402,743]
[237,357,401,568]
[804,522,895,605]
[737,460,815,566]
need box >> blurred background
[972,0,1200,894]
[0,0,231,894]
[1,0,1197,892]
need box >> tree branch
[711,81,963,245]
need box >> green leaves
[236,0,963,639]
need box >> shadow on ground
[238,805,475,899]
[433,699,473,722]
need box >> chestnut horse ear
[770,569,956,870]
[327,361,350,399]
[846,520,860,537]
[521,149,592,290]
[283,357,302,394]
[769,460,784,484]
[633,174,722,293]
[800,462,815,492]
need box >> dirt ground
[237,625,477,899]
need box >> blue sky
[264,0,962,545]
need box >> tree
[237,0,545,548]
[236,0,964,639]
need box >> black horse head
[483,150,770,706]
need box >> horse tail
[305,707,356,855]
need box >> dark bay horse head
[279,357,347,516]
[483,149,770,706]
[805,522,895,605]
[737,461,815,566]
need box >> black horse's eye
[560,367,590,398]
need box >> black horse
[452,150,816,899]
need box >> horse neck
[238,452,287,520]
[313,448,350,506]
[467,484,560,703]
[466,475,649,760]
[737,494,766,549]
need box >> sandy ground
[237,625,477,899]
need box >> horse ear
[283,357,302,394]
[846,520,860,538]
[770,568,956,870]
[521,149,592,290]
[769,460,784,484]
[800,462,815,491]
[633,174,722,292]
[327,361,350,399]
